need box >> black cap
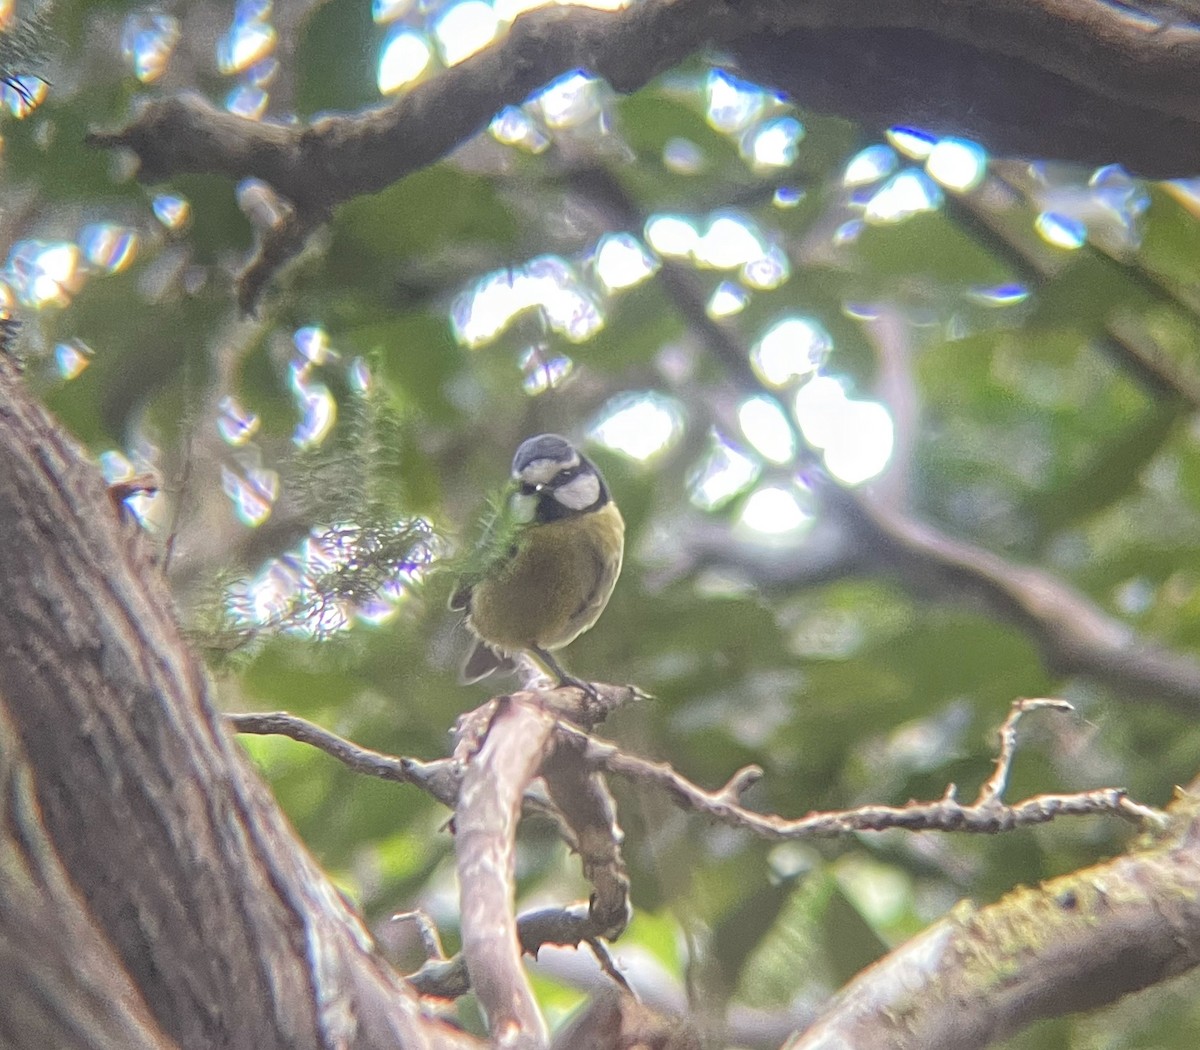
[512,433,578,476]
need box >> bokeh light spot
[349,357,372,393]
[533,70,603,129]
[593,232,658,292]
[738,483,813,538]
[434,1,499,65]
[751,316,831,387]
[843,144,898,187]
[152,194,191,230]
[1035,211,1086,249]
[820,399,894,485]
[55,339,92,380]
[519,345,573,394]
[925,137,987,192]
[705,69,767,133]
[6,240,83,308]
[451,256,603,348]
[122,11,181,83]
[794,375,850,449]
[225,84,269,120]
[294,325,336,364]
[663,137,705,174]
[378,29,432,94]
[886,126,937,160]
[217,15,276,75]
[79,224,138,273]
[695,213,765,269]
[218,395,260,446]
[290,363,337,449]
[689,433,760,510]
[741,245,790,290]
[707,280,748,318]
[590,391,685,463]
[865,170,943,223]
[745,116,804,168]
[222,462,279,526]
[490,106,550,152]
[967,282,1030,307]
[645,214,699,258]
[373,0,414,22]
[738,395,796,465]
[772,186,804,208]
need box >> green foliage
[15,6,1200,1046]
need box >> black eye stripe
[553,465,585,484]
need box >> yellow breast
[467,501,624,653]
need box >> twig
[976,697,1072,805]
[561,699,1166,838]
[229,710,464,807]
[391,909,447,962]
[408,903,633,1000]
[783,787,1200,1050]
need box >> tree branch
[455,695,557,1050]
[834,487,1200,715]
[564,699,1164,838]
[541,740,631,944]
[783,785,1200,1050]
[87,0,1200,308]
[230,710,464,807]
[0,355,481,1049]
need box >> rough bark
[0,355,478,1049]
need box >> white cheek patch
[553,472,601,511]
[520,453,579,486]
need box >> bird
[450,433,624,691]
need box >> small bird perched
[450,433,624,691]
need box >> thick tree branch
[455,696,557,1050]
[87,0,1200,203]
[833,487,1200,715]
[88,0,1200,308]
[783,786,1200,1050]
[541,741,631,944]
[0,355,480,1049]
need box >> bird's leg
[532,646,600,700]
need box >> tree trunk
[0,357,477,1049]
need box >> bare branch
[834,487,1200,715]
[230,710,464,807]
[407,903,632,1000]
[87,0,1200,307]
[783,789,1200,1050]
[455,695,557,1049]
[85,0,733,210]
[976,697,1073,805]
[563,699,1165,839]
[541,739,631,941]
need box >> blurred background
[5,0,1200,1044]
